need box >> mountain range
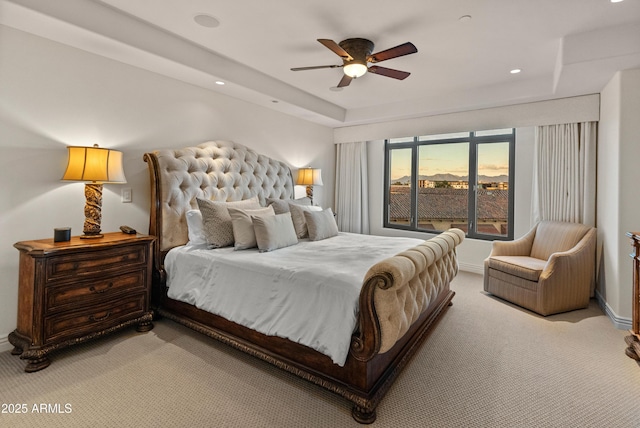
[392,174,509,183]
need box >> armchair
[483,221,596,316]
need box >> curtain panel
[335,141,369,234]
[532,122,597,227]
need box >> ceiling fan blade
[368,66,411,80]
[368,42,417,63]
[291,65,342,71]
[337,74,353,87]
[318,39,353,60]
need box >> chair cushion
[530,221,590,261]
[488,256,547,282]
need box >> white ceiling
[2,0,640,127]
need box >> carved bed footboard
[347,229,463,422]
[352,229,464,362]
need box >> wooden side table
[8,232,155,372]
[626,231,640,361]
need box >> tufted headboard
[143,140,295,261]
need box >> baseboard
[595,290,632,330]
[458,262,484,275]
[0,333,12,353]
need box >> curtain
[532,122,597,227]
[335,141,369,234]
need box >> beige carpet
[1,271,639,427]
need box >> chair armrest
[540,228,596,281]
[489,226,537,257]
[537,228,596,315]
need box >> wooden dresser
[626,232,640,361]
[9,232,155,372]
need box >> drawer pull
[89,283,113,294]
[89,312,111,322]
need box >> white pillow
[252,212,298,252]
[304,208,339,241]
[185,209,207,246]
[289,204,323,238]
[196,196,262,248]
[229,206,275,250]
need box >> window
[384,129,515,240]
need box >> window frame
[383,130,515,241]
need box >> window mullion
[410,145,419,227]
[468,140,478,238]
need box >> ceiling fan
[291,38,418,88]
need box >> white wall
[597,73,623,320]
[597,68,640,323]
[0,26,334,348]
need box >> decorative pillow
[304,208,339,241]
[289,204,323,238]
[185,209,207,246]
[252,212,298,252]
[196,196,261,248]
[228,206,275,250]
[266,197,312,214]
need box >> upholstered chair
[483,221,596,316]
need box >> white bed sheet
[164,232,424,366]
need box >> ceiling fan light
[343,62,368,78]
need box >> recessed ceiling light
[459,15,472,22]
[611,0,624,3]
[271,100,279,103]
[215,81,225,85]
[194,14,220,28]
[510,69,522,74]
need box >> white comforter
[164,232,423,366]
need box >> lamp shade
[62,145,127,183]
[296,168,323,186]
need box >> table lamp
[61,144,127,238]
[296,167,323,205]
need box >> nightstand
[626,231,640,362]
[8,232,155,372]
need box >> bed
[144,140,464,423]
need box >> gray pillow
[289,204,323,238]
[252,212,298,252]
[229,206,275,250]
[196,196,261,248]
[304,208,339,241]
[266,197,311,214]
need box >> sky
[390,141,510,180]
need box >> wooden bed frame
[143,141,463,423]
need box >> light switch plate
[121,188,132,203]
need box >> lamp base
[306,185,314,205]
[80,233,104,239]
[83,183,103,238]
